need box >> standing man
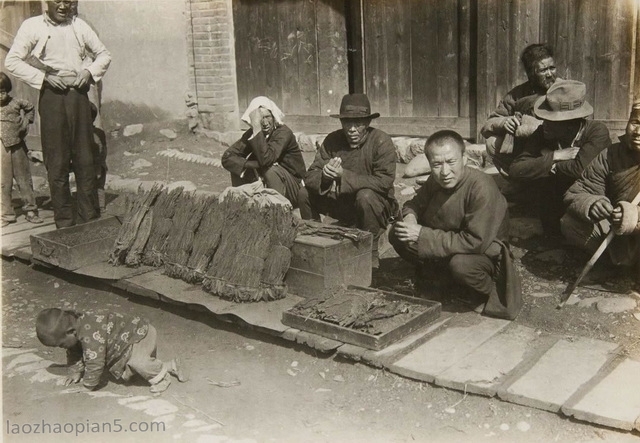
[481,44,558,175]
[297,93,398,267]
[562,103,640,283]
[509,80,610,235]
[5,0,111,228]
[390,130,519,319]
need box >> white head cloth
[241,96,285,126]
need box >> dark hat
[534,79,593,121]
[330,93,380,119]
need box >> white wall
[78,0,191,121]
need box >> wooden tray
[30,216,121,271]
[281,285,441,350]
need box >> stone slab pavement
[563,358,640,431]
[498,337,620,412]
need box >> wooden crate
[285,233,372,297]
[281,286,441,351]
[30,216,121,270]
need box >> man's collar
[43,12,71,26]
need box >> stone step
[562,358,640,431]
[498,337,619,413]
[389,316,510,383]
[434,324,552,397]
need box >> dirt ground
[3,259,639,443]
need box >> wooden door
[233,0,349,123]
[360,0,473,137]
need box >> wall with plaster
[77,0,191,124]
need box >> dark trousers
[39,85,99,228]
[389,228,496,298]
[229,164,301,207]
[1,140,37,221]
[298,186,395,253]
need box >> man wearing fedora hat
[509,79,610,235]
[563,103,640,283]
[298,93,398,267]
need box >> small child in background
[36,308,188,393]
[0,72,42,227]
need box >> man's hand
[249,108,264,133]
[588,197,613,221]
[501,116,521,134]
[64,372,83,386]
[611,205,623,231]
[72,69,92,89]
[552,147,580,162]
[394,220,421,243]
[44,73,67,91]
[322,157,342,180]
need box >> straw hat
[534,80,593,121]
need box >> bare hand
[64,372,82,386]
[44,73,67,91]
[502,116,521,134]
[553,147,580,162]
[322,157,342,179]
[588,197,613,221]
[72,69,92,89]
[394,220,421,243]
[18,116,30,135]
[611,206,623,229]
[249,108,263,131]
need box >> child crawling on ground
[36,308,188,393]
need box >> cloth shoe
[169,358,189,382]
[149,373,171,393]
[25,211,43,224]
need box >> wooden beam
[286,115,472,138]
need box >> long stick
[558,190,640,308]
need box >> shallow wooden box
[30,216,121,271]
[281,286,442,350]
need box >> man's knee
[355,189,377,208]
[448,254,489,281]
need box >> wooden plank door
[232,0,349,124]
[360,0,473,137]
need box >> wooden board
[281,285,441,351]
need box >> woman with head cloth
[221,97,306,205]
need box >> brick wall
[185,0,240,132]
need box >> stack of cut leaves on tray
[142,187,184,266]
[164,192,209,280]
[183,196,226,284]
[109,185,298,303]
[203,196,298,302]
[290,289,427,335]
[109,184,162,266]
